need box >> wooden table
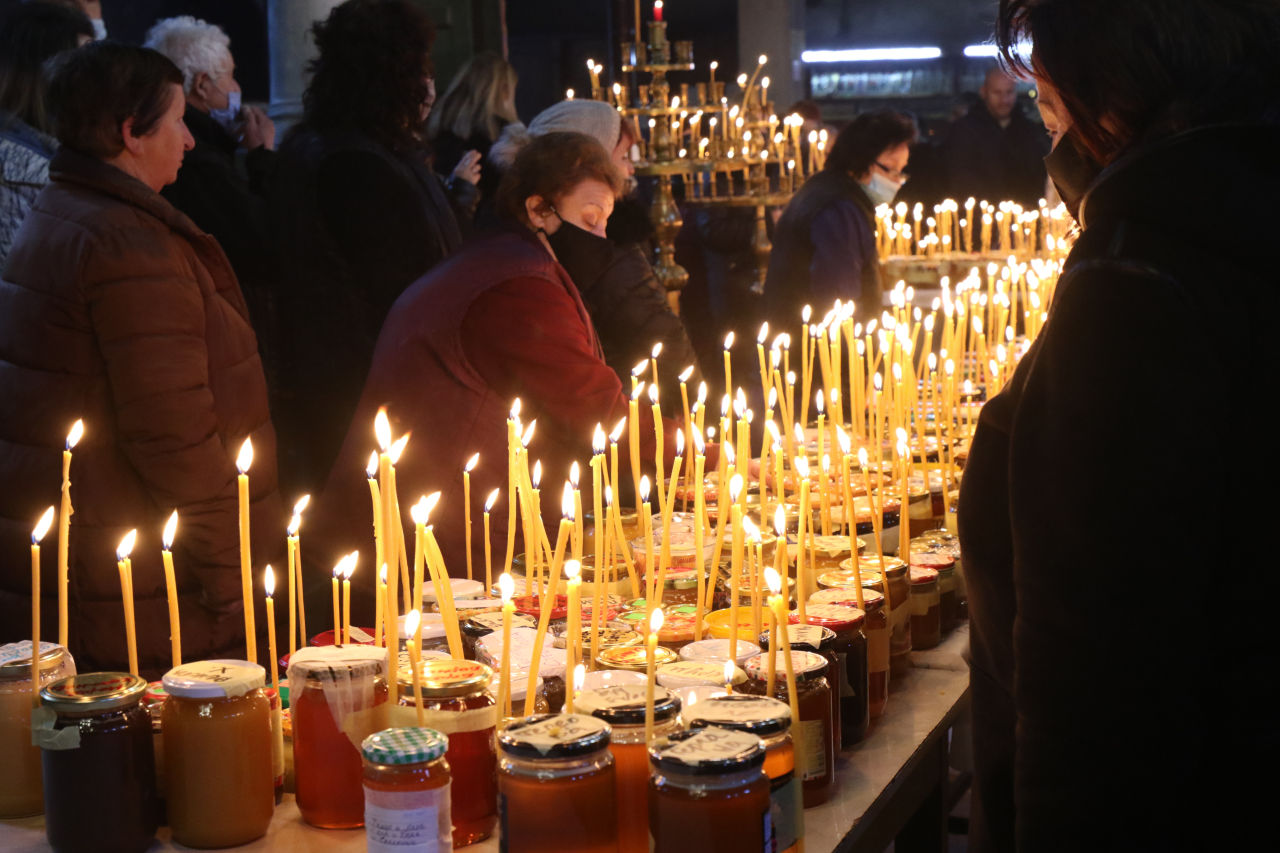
[1,627,970,853]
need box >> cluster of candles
[877,196,1075,258]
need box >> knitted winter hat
[489,99,623,169]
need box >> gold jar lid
[0,640,65,680]
[595,644,676,672]
[40,672,146,713]
[398,658,493,698]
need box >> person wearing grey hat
[489,99,703,406]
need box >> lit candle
[56,419,82,650]
[374,409,399,705]
[773,504,788,628]
[639,476,654,605]
[653,0,663,22]
[564,559,582,695]
[31,506,54,702]
[645,607,664,743]
[497,573,515,720]
[367,452,383,603]
[857,448,889,605]
[678,366,694,510]
[264,566,278,692]
[570,663,585,715]
[403,609,426,726]
[590,426,606,669]
[342,554,356,645]
[630,383,645,512]
[757,322,771,410]
[116,529,138,676]
[709,60,718,90]
[722,332,735,408]
[376,564,386,647]
[692,430,707,640]
[331,560,341,646]
[525,487,575,715]
[795,456,813,593]
[570,462,584,562]
[484,489,500,592]
[727,473,745,661]
[649,383,664,511]
[288,494,310,655]
[503,400,521,579]
[764,566,802,775]
[650,342,663,393]
[161,510,182,668]
[236,438,256,662]
[723,659,734,695]
[464,452,479,581]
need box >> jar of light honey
[361,727,452,853]
[0,640,73,818]
[161,660,273,848]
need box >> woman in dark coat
[0,43,284,676]
[960,2,1280,850]
[268,0,478,494]
[308,133,683,614]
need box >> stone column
[267,0,342,133]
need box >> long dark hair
[0,1,93,133]
[997,0,1280,164]
[825,110,917,177]
[301,0,437,154]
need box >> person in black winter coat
[428,51,518,216]
[960,2,1280,851]
[942,68,1047,208]
[266,0,477,493]
[145,16,277,337]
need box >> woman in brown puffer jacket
[0,42,284,678]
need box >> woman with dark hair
[762,109,917,327]
[268,0,478,493]
[308,132,682,595]
[960,2,1280,850]
[0,41,284,675]
[0,0,93,266]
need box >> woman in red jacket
[309,132,681,614]
[0,43,284,676]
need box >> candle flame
[723,442,735,465]
[532,460,542,489]
[764,565,782,595]
[697,382,707,404]
[610,418,627,442]
[287,513,301,537]
[821,454,831,473]
[570,462,581,489]
[564,559,580,581]
[66,419,84,450]
[897,439,910,459]
[649,607,665,633]
[673,428,686,456]
[424,491,441,515]
[873,373,883,391]
[465,452,480,473]
[774,504,786,536]
[380,564,387,584]
[562,481,575,519]
[795,456,809,477]
[510,398,522,420]
[757,322,769,344]
[521,420,537,447]
[410,496,432,526]
[678,365,694,383]
[651,342,663,359]
[815,391,824,413]
[767,387,777,409]
[742,516,760,543]
[485,488,500,512]
[838,427,852,455]
[648,383,659,405]
[632,360,648,377]
[573,662,585,694]
[374,408,391,451]
[631,382,646,402]
[32,506,55,543]
[163,510,178,549]
[294,494,311,516]
[724,331,735,350]
[945,359,955,376]
[639,475,651,503]
[499,572,514,602]
[404,608,421,637]
[264,565,275,597]
[389,433,409,464]
[604,484,614,507]
[367,451,378,478]
[593,424,607,453]
[724,659,735,685]
[729,473,744,502]
[928,353,938,371]
[236,437,253,473]
[116,528,136,561]
[802,304,812,322]
[710,60,718,70]
[692,429,705,454]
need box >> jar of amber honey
[38,672,157,853]
[287,645,388,829]
[743,650,836,807]
[161,660,273,848]
[577,683,681,853]
[361,727,452,853]
[908,567,942,650]
[498,713,617,853]
[684,695,798,853]
[760,623,843,750]
[648,727,771,852]
[397,658,498,846]
[0,640,72,818]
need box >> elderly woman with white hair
[489,99,703,405]
[143,15,277,344]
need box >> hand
[240,106,275,151]
[451,149,482,186]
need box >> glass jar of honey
[678,638,762,669]
[785,534,864,577]
[361,727,452,853]
[840,556,911,678]
[577,684,681,853]
[498,713,617,852]
[462,610,535,660]
[742,650,836,807]
[656,660,746,692]
[0,640,72,818]
[161,660,274,848]
[806,588,886,720]
[397,658,497,846]
[595,644,676,673]
[287,645,388,829]
[37,672,157,853]
[648,727,771,852]
[908,566,942,650]
[758,624,842,751]
[477,625,566,712]
[791,604,869,747]
[684,695,799,853]
[910,545,960,633]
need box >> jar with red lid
[742,650,835,806]
[514,593,570,633]
[910,543,960,632]
[759,623,842,751]
[361,727,452,852]
[839,556,911,678]
[806,588,886,720]
[37,672,158,853]
[0,640,73,818]
[287,645,389,829]
[908,567,942,650]
[397,658,498,846]
[790,603,869,746]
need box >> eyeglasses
[874,161,908,182]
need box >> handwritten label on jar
[364,785,450,853]
[470,612,535,633]
[687,695,791,726]
[509,713,607,754]
[776,625,828,648]
[576,683,662,714]
[657,661,745,688]
[163,660,264,698]
[659,727,759,767]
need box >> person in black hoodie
[960,2,1280,851]
[145,15,276,336]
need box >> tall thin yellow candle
[331,562,341,644]
[570,462,584,563]
[403,609,426,726]
[503,400,521,578]
[236,438,256,662]
[341,557,355,645]
[692,431,707,640]
[264,566,279,692]
[590,427,606,669]
[564,560,582,693]
[375,409,398,705]
[484,489,500,592]
[464,453,479,581]
[288,493,310,655]
[630,384,645,511]
[497,573,515,720]
[116,529,138,676]
[727,474,744,661]
[31,507,54,703]
[644,607,664,743]
[161,510,182,668]
[367,453,383,600]
[649,384,665,511]
[57,419,82,650]
[722,332,735,407]
[525,496,573,716]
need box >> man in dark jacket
[145,16,277,335]
[960,2,1280,850]
[943,68,1047,207]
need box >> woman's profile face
[547,178,615,238]
[1034,77,1071,147]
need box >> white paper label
[364,786,451,852]
[800,718,827,781]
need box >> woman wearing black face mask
[961,3,1280,852]
[490,99,704,407]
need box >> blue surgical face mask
[862,171,903,207]
[209,87,241,134]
